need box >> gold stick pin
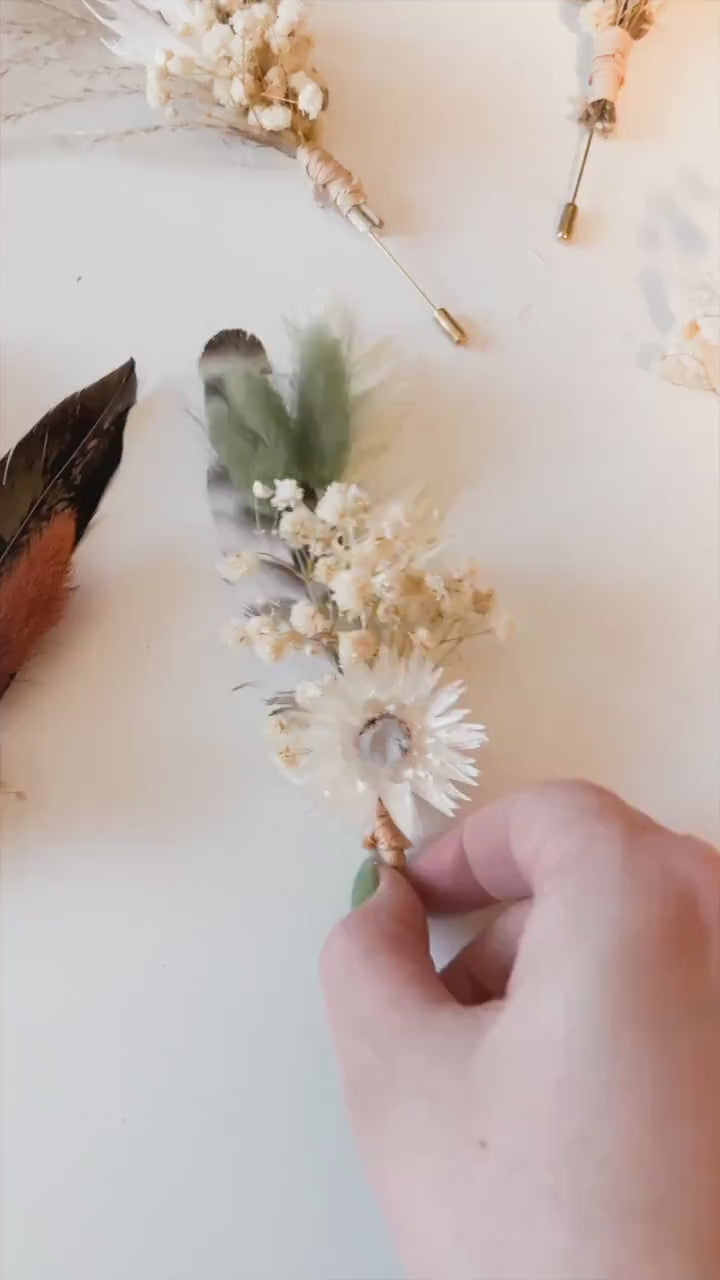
[557,128,595,243]
[347,206,467,346]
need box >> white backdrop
[1,3,719,1278]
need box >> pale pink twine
[588,25,634,105]
[296,143,382,231]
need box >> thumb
[321,867,451,1060]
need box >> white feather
[83,0,192,64]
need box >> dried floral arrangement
[201,324,502,898]
[659,284,720,397]
[0,361,136,698]
[85,0,466,345]
[557,0,663,241]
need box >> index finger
[410,780,655,915]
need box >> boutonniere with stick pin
[200,322,505,902]
[86,0,467,347]
[557,0,663,242]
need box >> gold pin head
[557,201,579,242]
[433,308,468,346]
[344,216,468,347]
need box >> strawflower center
[357,714,412,770]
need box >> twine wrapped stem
[363,799,411,871]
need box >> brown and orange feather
[0,360,137,698]
[0,511,76,696]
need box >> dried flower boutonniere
[201,324,503,902]
[87,0,466,345]
[659,284,720,397]
[557,0,663,241]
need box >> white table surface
[1,3,719,1277]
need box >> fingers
[321,867,454,1062]
[411,780,656,915]
[440,900,531,1005]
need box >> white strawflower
[220,617,248,649]
[290,649,487,840]
[289,600,327,637]
[337,629,378,668]
[271,478,304,509]
[216,551,260,583]
[290,70,324,119]
[315,482,369,527]
[248,103,293,132]
[252,480,273,500]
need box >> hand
[321,782,720,1280]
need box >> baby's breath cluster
[217,477,504,845]
[137,0,325,136]
[219,478,500,669]
[579,0,662,36]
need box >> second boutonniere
[201,323,503,899]
[558,0,663,241]
[87,0,466,345]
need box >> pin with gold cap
[358,218,467,347]
[296,144,467,346]
[557,0,662,242]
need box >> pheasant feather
[200,323,353,509]
[0,360,137,695]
